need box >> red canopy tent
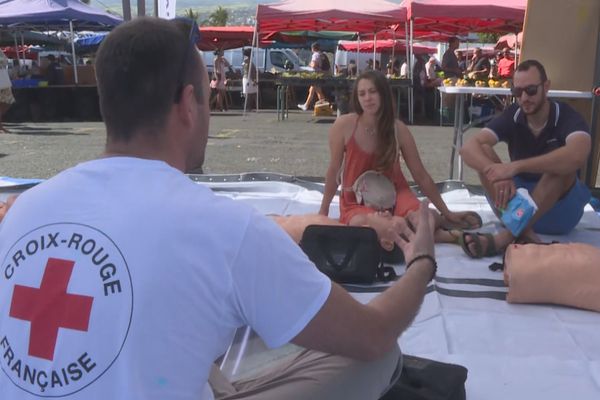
[198,26,254,51]
[338,40,436,55]
[404,0,526,36]
[256,0,405,34]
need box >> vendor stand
[275,75,411,121]
[437,85,593,181]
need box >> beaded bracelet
[406,254,437,282]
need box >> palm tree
[204,6,228,26]
[183,8,200,22]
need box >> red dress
[339,125,420,224]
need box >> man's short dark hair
[516,59,548,82]
[95,17,203,141]
[448,37,458,45]
[311,42,320,51]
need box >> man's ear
[177,84,196,126]
[544,79,551,92]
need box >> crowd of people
[0,17,593,400]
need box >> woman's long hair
[350,70,398,171]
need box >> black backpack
[320,52,331,72]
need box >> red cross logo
[9,257,94,361]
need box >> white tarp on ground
[2,177,599,399]
[203,179,600,400]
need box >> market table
[437,86,593,181]
[275,76,411,121]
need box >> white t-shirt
[310,51,321,71]
[0,157,331,400]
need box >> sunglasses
[510,82,544,98]
[173,17,201,103]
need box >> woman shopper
[319,70,481,248]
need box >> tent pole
[251,8,260,115]
[356,34,360,74]
[409,18,414,124]
[69,20,78,85]
[373,32,377,71]
[13,31,18,68]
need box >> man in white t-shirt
[0,18,437,400]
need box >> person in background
[425,57,442,87]
[298,42,327,111]
[497,48,515,79]
[319,70,483,250]
[347,59,358,77]
[442,37,462,79]
[0,48,15,133]
[459,60,591,258]
[242,48,257,112]
[0,18,439,400]
[466,48,491,80]
[45,54,65,85]
[213,48,231,111]
[455,50,466,75]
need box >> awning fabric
[405,0,526,35]
[256,0,405,34]
[0,0,122,30]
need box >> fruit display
[281,72,325,79]
[443,77,457,86]
[455,78,475,87]
[475,80,487,87]
[487,79,511,88]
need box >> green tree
[477,32,501,44]
[203,6,228,26]
[182,8,200,22]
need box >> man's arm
[513,133,590,175]
[485,133,591,182]
[292,202,436,361]
[459,128,499,173]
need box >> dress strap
[336,116,360,187]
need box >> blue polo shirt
[485,101,590,181]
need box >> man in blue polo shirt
[459,59,591,258]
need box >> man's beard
[520,92,546,116]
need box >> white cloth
[0,157,331,400]
[310,51,321,71]
[242,77,257,95]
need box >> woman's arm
[319,117,349,216]
[397,121,451,217]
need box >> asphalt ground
[1,109,597,188]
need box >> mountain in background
[91,0,403,25]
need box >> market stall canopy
[495,31,523,49]
[1,45,40,59]
[256,0,406,33]
[338,39,436,55]
[263,30,358,43]
[198,26,254,51]
[74,31,108,52]
[0,0,122,30]
[404,0,526,35]
[0,30,65,46]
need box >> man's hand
[484,162,517,183]
[395,201,435,261]
[492,179,516,210]
[0,194,18,223]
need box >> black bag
[380,355,468,400]
[320,52,331,72]
[299,225,397,284]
